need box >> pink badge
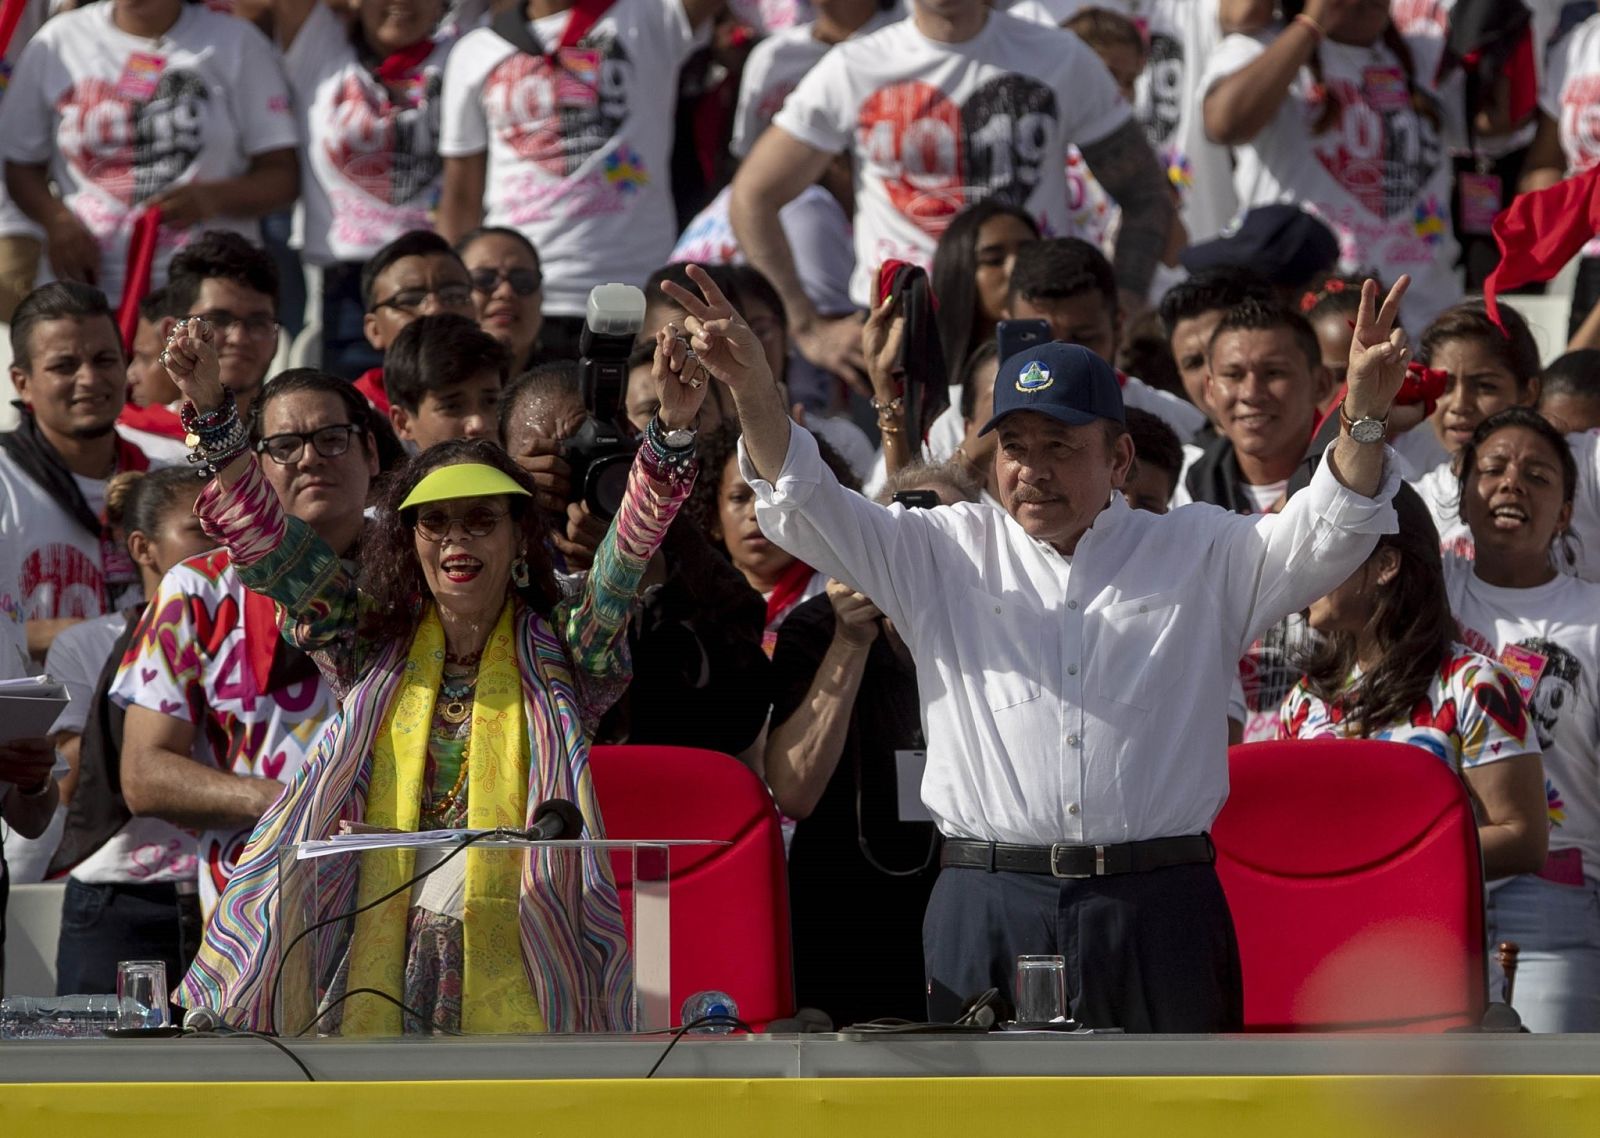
[1363,66,1410,113]
[1459,171,1503,235]
[1538,847,1585,887]
[1499,643,1548,702]
[114,52,167,102]
[556,47,601,109]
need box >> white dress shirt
[742,422,1400,846]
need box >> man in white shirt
[1,283,150,659]
[729,0,1175,390]
[665,264,1411,1031]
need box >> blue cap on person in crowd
[1179,204,1340,288]
[978,342,1125,436]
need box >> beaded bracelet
[179,389,237,434]
[642,416,697,479]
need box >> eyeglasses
[257,424,362,464]
[193,310,280,342]
[469,267,542,297]
[412,505,509,542]
[371,283,474,313]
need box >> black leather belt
[940,834,1215,878]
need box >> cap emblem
[1016,361,1054,393]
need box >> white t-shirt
[110,551,338,917]
[1240,477,1288,514]
[728,0,814,35]
[670,184,855,316]
[1008,0,1238,243]
[286,2,457,266]
[45,612,196,886]
[0,3,298,304]
[731,22,829,158]
[439,0,699,316]
[1541,13,1600,258]
[1200,30,1463,329]
[1447,556,1600,877]
[0,451,141,626]
[773,10,1131,308]
[0,0,54,241]
[1413,430,1600,582]
[730,6,902,157]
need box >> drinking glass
[1014,954,1067,1024]
[117,960,170,1029]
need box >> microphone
[525,798,584,841]
[183,1007,222,1033]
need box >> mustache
[1011,489,1060,504]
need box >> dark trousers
[55,878,202,997]
[923,862,1243,1033]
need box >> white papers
[0,674,71,741]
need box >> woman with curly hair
[154,268,725,1035]
[1280,483,1547,882]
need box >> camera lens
[586,454,636,520]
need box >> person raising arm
[668,261,1409,1032]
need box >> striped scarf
[177,600,634,1034]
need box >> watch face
[663,428,695,448]
[1351,418,1386,444]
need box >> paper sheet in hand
[0,675,70,741]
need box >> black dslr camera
[564,283,644,519]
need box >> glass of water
[116,960,170,1029]
[1014,955,1067,1025]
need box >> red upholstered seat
[589,745,795,1028]
[1212,739,1487,1032]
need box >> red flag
[116,207,163,353]
[1483,165,1600,334]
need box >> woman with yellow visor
[155,268,742,1035]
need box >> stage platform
[5,1033,1600,1137]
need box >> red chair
[588,745,795,1029]
[1212,739,1488,1032]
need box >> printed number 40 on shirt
[855,77,1058,235]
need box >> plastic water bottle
[0,995,149,1039]
[680,990,739,1034]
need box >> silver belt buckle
[1050,843,1106,879]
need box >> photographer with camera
[498,290,770,763]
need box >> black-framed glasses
[257,424,362,465]
[193,309,280,342]
[371,283,474,313]
[469,267,542,297]
[412,505,509,542]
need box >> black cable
[186,1026,317,1082]
[853,746,938,878]
[267,827,526,1034]
[296,988,462,1038]
[644,1014,754,1078]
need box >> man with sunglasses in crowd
[116,367,376,922]
[352,230,477,413]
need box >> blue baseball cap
[978,342,1125,436]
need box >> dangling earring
[512,554,531,589]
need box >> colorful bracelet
[179,389,237,434]
[641,416,697,480]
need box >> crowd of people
[1,0,1600,1037]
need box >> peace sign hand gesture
[657,264,774,395]
[1345,275,1412,421]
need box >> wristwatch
[1339,401,1388,444]
[650,416,696,450]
